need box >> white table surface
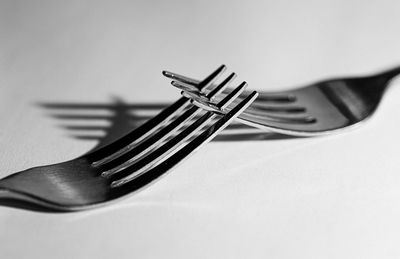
[2,0,400,258]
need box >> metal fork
[0,68,258,211]
[164,65,400,136]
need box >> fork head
[0,66,257,211]
[164,65,400,136]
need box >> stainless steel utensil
[164,65,400,136]
[0,68,257,211]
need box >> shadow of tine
[40,97,169,152]
[39,97,296,151]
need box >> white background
[1,0,400,258]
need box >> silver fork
[0,68,257,211]
[164,65,400,136]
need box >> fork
[0,68,257,211]
[164,65,400,136]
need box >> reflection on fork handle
[0,188,7,198]
[0,187,19,200]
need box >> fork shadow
[39,96,299,153]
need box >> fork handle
[375,66,400,82]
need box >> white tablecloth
[2,1,400,258]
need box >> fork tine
[171,72,236,100]
[110,90,258,188]
[243,104,306,114]
[198,64,226,91]
[215,81,247,110]
[171,80,201,93]
[164,65,226,91]
[206,72,236,99]
[164,69,244,95]
[87,67,227,164]
[238,112,316,124]
[162,70,200,86]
